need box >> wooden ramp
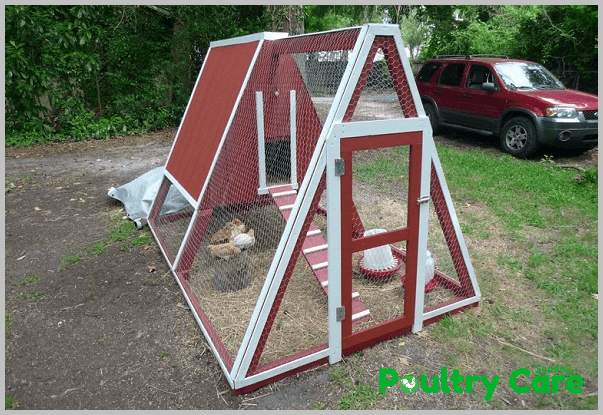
[268,184,371,325]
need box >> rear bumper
[536,115,598,148]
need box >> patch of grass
[19,289,44,302]
[497,255,523,272]
[58,212,155,270]
[436,146,597,231]
[5,171,37,193]
[349,144,597,410]
[131,235,153,247]
[329,354,381,409]
[5,180,17,194]
[311,402,326,410]
[14,274,39,286]
[574,167,597,186]
[108,220,138,243]
[460,222,474,235]
[5,393,19,410]
[21,172,35,182]
[90,241,108,257]
[429,315,476,356]
[157,350,169,358]
[58,255,82,270]
[488,398,505,410]
[532,392,597,411]
[5,312,14,334]
[352,148,410,193]
[444,353,459,367]
[337,383,379,410]
[329,366,352,389]
[101,214,153,252]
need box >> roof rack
[434,54,509,60]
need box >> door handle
[463,93,472,98]
[434,89,441,95]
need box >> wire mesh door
[339,131,423,355]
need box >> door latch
[417,195,431,205]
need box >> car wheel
[423,103,439,135]
[500,117,539,158]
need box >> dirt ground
[4,128,597,410]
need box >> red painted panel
[343,317,413,356]
[166,41,260,201]
[195,42,325,210]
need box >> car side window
[437,63,466,87]
[417,62,441,82]
[467,65,495,90]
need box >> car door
[459,64,507,132]
[433,62,467,125]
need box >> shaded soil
[4,129,597,409]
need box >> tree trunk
[168,14,193,106]
[267,5,304,35]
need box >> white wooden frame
[149,24,480,391]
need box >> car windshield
[495,62,565,90]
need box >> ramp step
[269,184,370,325]
[312,261,329,271]
[303,244,328,255]
[272,190,298,198]
[352,309,371,322]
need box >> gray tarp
[107,167,189,229]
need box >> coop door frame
[326,118,433,356]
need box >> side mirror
[482,82,497,92]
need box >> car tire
[423,103,439,135]
[500,117,539,158]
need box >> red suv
[416,55,598,157]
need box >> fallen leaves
[398,355,411,366]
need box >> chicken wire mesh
[154,29,361,369]
[149,26,477,387]
[150,178,196,265]
[344,36,418,122]
[344,147,477,333]
[347,145,411,333]
[423,164,477,313]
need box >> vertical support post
[290,90,298,190]
[326,127,342,364]
[256,91,269,195]
[412,126,433,333]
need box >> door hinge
[336,306,346,322]
[334,158,345,177]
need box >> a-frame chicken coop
[148,24,481,394]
